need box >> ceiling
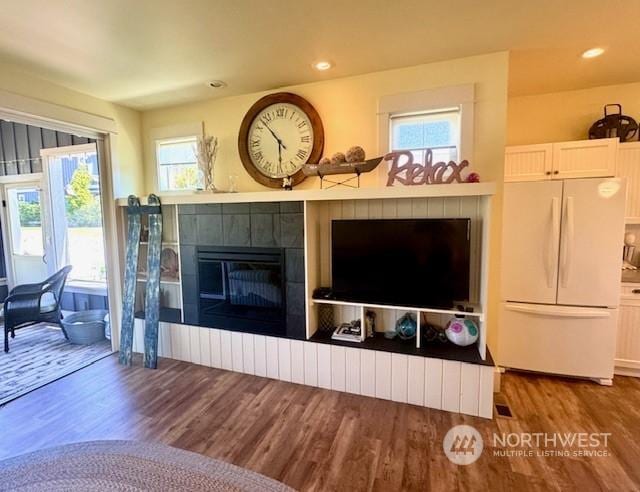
[0,0,638,110]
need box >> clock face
[247,102,314,179]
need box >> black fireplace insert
[197,246,286,335]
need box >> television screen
[331,219,470,308]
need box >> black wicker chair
[3,265,72,352]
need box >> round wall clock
[238,92,324,188]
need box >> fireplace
[197,247,286,335]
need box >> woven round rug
[0,440,294,491]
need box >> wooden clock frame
[238,92,324,188]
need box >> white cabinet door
[552,138,618,180]
[504,144,553,182]
[557,178,626,307]
[501,181,563,304]
[616,291,640,375]
[616,142,640,222]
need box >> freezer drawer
[498,302,617,380]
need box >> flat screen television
[331,218,470,308]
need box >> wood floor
[0,354,638,491]
[0,323,112,405]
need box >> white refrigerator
[499,178,626,382]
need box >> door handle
[560,196,574,288]
[42,253,47,265]
[546,197,560,288]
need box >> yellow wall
[0,62,144,197]
[142,51,510,355]
[508,81,640,145]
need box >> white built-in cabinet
[616,285,640,377]
[504,138,618,182]
[616,142,640,223]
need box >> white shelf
[139,241,179,246]
[311,298,483,319]
[136,276,181,286]
[116,182,496,207]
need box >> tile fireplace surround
[178,202,306,339]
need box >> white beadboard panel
[345,347,361,394]
[171,324,190,362]
[278,338,292,382]
[341,200,355,219]
[199,327,211,367]
[265,337,279,379]
[210,329,222,369]
[407,356,425,406]
[317,344,332,389]
[303,342,319,387]
[220,330,233,370]
[442,360,462,413]
[291,340,305,384]
[360,349,376,397]
[391,354,408,403]
[368,199,383,218]
[425,358,443,410]
[460,363,480,416]
[396,198,412,218]
[330,346,346,392]
[382,199,397,218]
[132,319,144,354]
[375,352,392,400]
[253,335,267,377]
[242,333,255,375]
[189,325,202,365]
[158,322,172,359]
[231,332,244,373]
[478,366,495,419]
[354,200,369,218]
[427,197,445,217]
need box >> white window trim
[150,123,201,192]
[377,84,475,184]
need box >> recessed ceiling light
[208,80,227,88]
[582,47,605,59]
[312,61,332,71]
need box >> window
[156,137,198,191]
[390,108,460,164]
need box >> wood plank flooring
[0,354,638,491]
[0,323,112,405]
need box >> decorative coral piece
[330,152,346,165]
[319,157,331,166]
[345,146,366,163]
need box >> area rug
[0,324,112,405]
[0,440,294,491]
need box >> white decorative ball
[625,233,636,246]
[445,318,479,347]
[318,157,331,166]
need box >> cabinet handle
[632,289,640,294]
[545,171,551,175]
[554,170,559,175]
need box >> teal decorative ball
[396,313,417,340]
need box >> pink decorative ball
[319,157,331,166]
[345,146,366,163]
[330,152,346,165]
[466,172,480,183]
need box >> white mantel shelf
[116,182,496,206]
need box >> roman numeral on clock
[296,149,308,160]
[251,139,260,148]
[276,107,287,118]
[300,135,310,143]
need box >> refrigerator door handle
[560,196,574,288]
[546,197,560,288]
[504,303,611,319]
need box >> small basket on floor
[61,310,109,345]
